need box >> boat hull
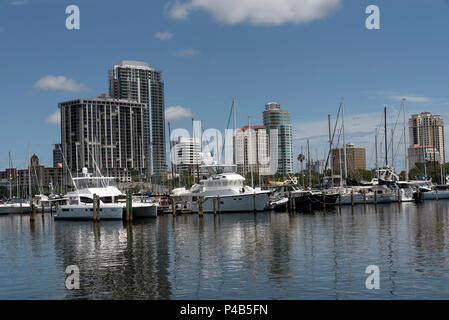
[191,192,270,213]
[293,193,339,210]
[128,203,158,218]
[0,204,31,214]
[422,191,449,200]
[54,205,123,220]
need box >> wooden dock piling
[213,197,217,215]
[198,197,204,216]
[126,190,133,221]
[30,204,36,221]
[253,192,257,212]
[217,196,221,214]
[171,197,176,215]
[351,189,354,207]
[322,192,326,209]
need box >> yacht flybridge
[172,165,271,213]
[55,168,157,220]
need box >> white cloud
[46,110,61,125]
[166,0,342,26]
[34,75,89,92]
[154,31,175,40]
[165,105,194,121]
[9,0,28,5]
[175,48,199,56]
[389,95,433,103]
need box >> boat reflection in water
[2,201,449,299]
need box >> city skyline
[2,1,449,172]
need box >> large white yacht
[55,169,157,220]
[172,165,271,213]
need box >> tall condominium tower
[109,60,166,177]
[59,95,148,182]
[408,112,445,169]
[263,102,293,175]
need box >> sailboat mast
[375,130,378,178]
[233,98,237,166]
[384,106,388,167]
[328,114,333,187]
[168,121,175,190]
[248,116,254,188]
[341,98,348,186]
[28,145,31,198]
[307,139,312,187]
[403,98,408,181]
[8,152,12,199]
[192,118,196,185]
[391,128,394,168]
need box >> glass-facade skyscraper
[109,60,166,177]
[263,102,293,175]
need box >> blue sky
[1,0,449,171]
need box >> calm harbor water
[1,201,449,300]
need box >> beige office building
[331,144,366,173]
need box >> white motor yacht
[55,169,157,220]
[172,165,271,213]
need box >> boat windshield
[201,164,237,175]
[72,177,118,190]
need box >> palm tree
[297,154,305,187]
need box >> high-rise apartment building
[262,102,293,175]
[408,112,445,169]
[53,143,63,168]
[109,60,166,176]
[59,95,148,182]
[235,125,270,176]
[331,144,366,173]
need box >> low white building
[171,137,201,174]
[408,145,441,170]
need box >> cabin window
[100,197,112,203]
[80,197,93,204]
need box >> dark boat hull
[293,193,339,210]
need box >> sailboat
[0,152,31,214]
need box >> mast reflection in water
[1,201,449,299]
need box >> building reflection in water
[4,200,446,299]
